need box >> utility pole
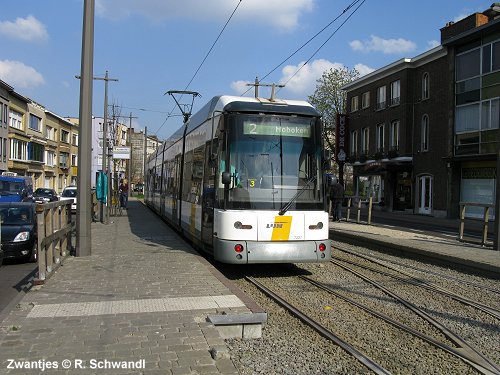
[94,71,118,224]
[76,0,95,257]
[494,150,500,251]
[143,126,147,197]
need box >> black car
[0,202,37,262]
[32,188,59,204]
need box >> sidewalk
[0,199,265,375]
[330,216,500,277]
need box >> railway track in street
[332,249,500,321]
[245,276,392,375]
[324,259,500,374]
[336,247,500,296]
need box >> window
[456,48,480,81]
[351,130,358,156]
[350,96,359,112]
[376,124,385,152]
[361,127,369,154]
[3,139,6,162]
[10,139,28,161]
[46,151,56,167]
[28,142,44,162]
[422,73,429,100]
[390,120,400,150]
[9,109,23,130]
[71,154,78,167]
[45,126,55,141]
[376,86,386,110]
[481,98,500,130]
[29,114,41,131]
[72,133,78,146]
[390,80,400,106]
[3,104,7,126]
[456,104,480,132]
[421,115,429,152]
[61,130,69,143]
[361,92,370,109]
[59,152,69,168]
[482,41,500,74]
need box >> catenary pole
[76,0,95,257]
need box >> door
[418,175,432,214]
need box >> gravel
[221,243,500,375]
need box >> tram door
[201,143,216,249]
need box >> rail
[35,200,75,283]
[458,202,494,247]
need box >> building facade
[343,4,500,219]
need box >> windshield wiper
[278,175,316,216]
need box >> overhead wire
[155,0,243,137]
[241,0,365,97]
[277,0,366,93]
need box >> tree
[308,66,360,165]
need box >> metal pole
[76,0,94,257]
[100,71,109,224]
[143,126,147,197]
[494,150,500,250]
[128,112,132,198]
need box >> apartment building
[343,4,500,219]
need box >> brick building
[342,4,500,219]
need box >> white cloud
[231,80,252,95]
[0,15,48,42]
[350,35,416,55]
[427,40,440,49]
[0,60,45,88]
[279,59,344,96]
[95,0,314,31]
[354,63,374,76]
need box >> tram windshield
[223,113,324,210]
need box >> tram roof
[166,95,319,144]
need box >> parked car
[60,186,77,212]
[0,202,37,262]
[0,175,34,203]
[32,188,59,204]
[133,183,144,193]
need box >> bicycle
[110,191,122,216]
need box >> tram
[145,95,332,264]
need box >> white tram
[145,95,332,263]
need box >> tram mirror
[222,171,231,186]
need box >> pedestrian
[119,179,129,209]
[330,177,344,221]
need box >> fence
[344,196,373,224]
[458,202,494,247]
[35,200,75,283]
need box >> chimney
[440,12,489,43]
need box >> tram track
[336,246,500,296]
[236,265,500,374]
[245,275,392,375]
[331,253,500,321]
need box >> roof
[342,46,447,92]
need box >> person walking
[330,178,345,221]
[119,179,129,209]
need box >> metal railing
[35,200,74,283]
[458,202,494,246]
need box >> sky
[0,0,490,140]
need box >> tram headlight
[318,243,326,252]
[234,244,244,253]
[308,222,324,230]
[234,221,253,229]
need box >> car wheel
[29,242,38,263]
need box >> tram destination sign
[243,121,311,138]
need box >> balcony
[390,97,400,106]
